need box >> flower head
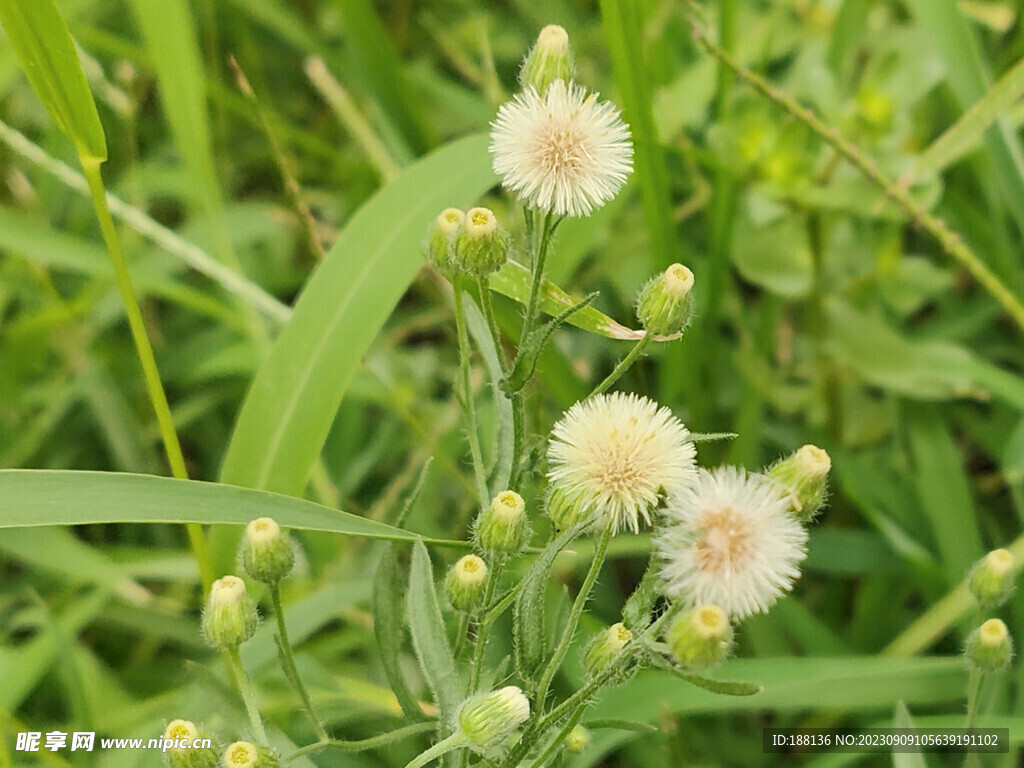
[967,618,1014,672]
[201,575,258,648]
[239,517,295,584]
[656,467,808,619]
[475,490,530,554]
[546,393,696,533]
[490,80,633,217]
[456,686,531,752]
[519,25,575,94]
[445,554,489,612]
[665,604,733,670]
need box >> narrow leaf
[219,133,497,496]
[374,545,428,720]
[667,668,763,697]
[0,0,106,160]
[407,540,461,720]
[0,469,465,548]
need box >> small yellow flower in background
[656,467,808,619]
[223,741,276,768]
[490,80,633,217]
[546,392,697,533]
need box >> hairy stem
[590,335,652,397]
[454,278,490,508]
[536,523,615,711]
[226,646,268,745]
[284,723,436,763]
[270,584,328,740]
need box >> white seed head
[490,81,633,217]
[656,467,809,619]
[547,392,697,534]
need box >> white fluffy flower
[547,393,696,533]
[656,467,808,620]
[490,80,633,217]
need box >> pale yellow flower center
[210,575,246,606]
[537,25,569,55]
[693,605,729,639]
[492,490,525,521]
[466,207,497,239]
[795,444,831,478]
[456,555,488,586]
[225,742,258,768]
[696,506,755,577]
[437,207,464,236]
[164,720,197,744]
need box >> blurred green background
[2,0,1024,765]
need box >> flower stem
[269,583,328,740]
[403,732,469,768]
[454,277,490,508]
[965,667,984,729]
[590,335,652,397]
[519,212,556,351]
[536,522,615,711]
[226,646,268,745]
[81,159,212,594]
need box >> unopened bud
[767,444,831,522]
[966,619,1013,672]
[239,517,295,585]
[201,575,258,649]
[456,686,531,752]
[545,486,592,532]
[427,208,464,271]
[445,554,489,612]
[584,622,633,679]
[969,549,1015,608]
[519,25,575,94]
[453,207,510,276]
[635,263,695,336]
[565,725,590,753]
[222,741,277,768]
[476,490,529,555]
[162,720,217,768]
[666,605,732,670]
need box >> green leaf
[0,0,106,161]
[0,470,465,547]
[667,669,763,697]
[914,55,1024,179]
[905,405,984,585]
[582,719,658,734]
[490,261,661,341]
[406,540,461,721]
[374,544,428,720]
[732,215,813,298]
[588,657,966,720]
[219,133,497,496]
[892,701,929,768]
[514,524,585,684]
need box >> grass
[1,0,1024,766]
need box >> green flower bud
[239,517,295,585]
[519,25,575,95]
[475,490,529,555]
[222,741,277,768]
[545,486,593,532]
[427,208,464,271]
[445,554,489,612]
[767,444,831,522]
[453,207,510,276]
[969,549,1015,609]
[565,725,590,753]
[456,686,531,752]
[162,720,217,768]
[966,619,1013,673]
[201,575,258,649]
[584,622,633,679]
[635,263,695,337]
[666,605,733,670]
